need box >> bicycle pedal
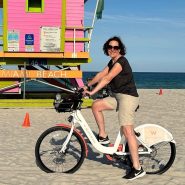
[105,154,114,161]
[112,153,122,160]
[105,153,124,162]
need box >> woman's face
[107,40,120,59]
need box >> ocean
[83,72,185,89]
[22,72,185,92]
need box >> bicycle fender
[56,123,88,157]
[135,124,175,147]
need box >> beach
[0,89,185,185]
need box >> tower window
[26,0,44,13]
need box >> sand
[0,89,185,185]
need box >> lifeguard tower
[0,0,103,98]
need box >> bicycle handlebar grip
[78,88,84,93]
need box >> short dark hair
[103,36,126,56]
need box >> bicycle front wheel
[35,126,86,173]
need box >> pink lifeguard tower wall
[7,0,84,52]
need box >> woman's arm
[86,66,109,87]
[88,63,122,95]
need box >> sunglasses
[107,45,120,50]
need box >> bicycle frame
[36,90,177,174]
[59,110,154,156]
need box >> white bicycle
[35,89,176,174]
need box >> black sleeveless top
[107,56,139,97]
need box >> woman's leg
[117,94,140,169]
[92,99,114,137]
[122,125,140,169]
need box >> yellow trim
[0,81,18,88]
[0,99,54,108]
[0,98,93,108]
[3,0,8,51]
[66,26,93,31]
[28,7,42,12]
[0,58,89,66]
[0,60,89,66]
[65,38,90,42]
[61,0,66,51]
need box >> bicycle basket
[54,98,75,112]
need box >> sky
[0,1,185,73]
[82,0,185,72]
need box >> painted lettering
[54,71,60,78]
[150,130,157,135]
[0,70,82,78]
[1,70,11,77]
[60,71,67,78]
[37,71,42,78]
[48,71,54,78]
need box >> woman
[83,36,145,180]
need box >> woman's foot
[97,135,110,145]
[123,166,146,180]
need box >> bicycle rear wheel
[140,141,176,174]
[126,141,176,174]
[35,126,86,173]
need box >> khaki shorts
[103,93,139,126]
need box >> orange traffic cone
[22,113,31,127]
[159,88,163,95]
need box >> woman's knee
[92,100,103,112]
[122,125,135,139]
[92,99,110,112]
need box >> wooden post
[23,61,26,99]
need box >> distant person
[83,36,145,180]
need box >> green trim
[28,7,42,12]
[0,81,17,89]
[26,0,45,13]
[0,99,53,108]
[0,98,93,108]
[61,0,66,52]
[3,0,8,51]
[62,62,89,66]
[0,58,89,65]
[66,26,93,30]
[26,0,28,11]
[65,38,90,42]
[87,57,92,63]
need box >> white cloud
[85,11,185,27]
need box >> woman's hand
[84,90,94,96]
[81,85,87,90]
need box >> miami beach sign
[0,70,82,78]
